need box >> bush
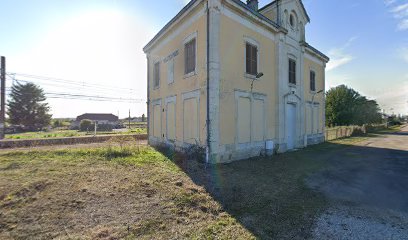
[96,124,113,132]
[79,119,93,132]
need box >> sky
[0,0,407,118]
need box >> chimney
[247,0,259,11]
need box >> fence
[324,124,388,141]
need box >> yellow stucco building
[143,0,329,163]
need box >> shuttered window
[184,38,196,75]
[310,71,316,91]
[246,43,258,75]
[289,59,296,85]
[167,59,174,84]
[154,62,160,88]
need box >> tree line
[5,82,384,131]
[325,85,383,127]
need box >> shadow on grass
[166,143,344,239]
[162,135,408,239]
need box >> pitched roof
[143,0,286,52]
[229,0,281,29]
[76,113,119,122]
[143,0,200,53]
[258,0,310,23]
[302,42,330,62]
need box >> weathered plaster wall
[146,2,208,147]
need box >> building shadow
[167,137,408,239]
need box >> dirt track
[308,125,408,239]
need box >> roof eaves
[299,0,310,22]
[143,0,200,53]
[258,0,310,23]
[302,42,330,62]
[230,0,282,30]
[258,0,276,12]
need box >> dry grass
[0,144,254,239]
[1,134,376,239]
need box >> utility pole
[128,109,131,129]
[0,56,5,139]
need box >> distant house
[71,113,119,128]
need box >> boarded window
[246,43,258,75]
[310,71,316,91]
[237,97,251,144]
[289,59,296,85]
[167,59,174,84]
[314,106,320,134]
[185,38,196,74]
[252,99,265,142]
[183,97,199,144]
[153,104,161,138]
[166,102,176,140]
[154,62,160,88]
[306,105,312,134]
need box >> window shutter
[154,62,160,88]
[167,59,174,84]
[246,43,258,75]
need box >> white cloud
[391,3,408,16]
[397,18,408,30]
[385,1,408,31]
[326,37,357,71]
[384,0,397,6]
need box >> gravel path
[313,206,408,240]
[309,125,408,239]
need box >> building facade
[143,0,329,163]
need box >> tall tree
[7,82,52,130]
[326,85,360,126]
[326,85,382,126]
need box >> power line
[7,72,140,93]
[5,88,145,103]
[13,78,137,97]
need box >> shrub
[79,119,93,132]
[96,124,113,132]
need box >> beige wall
[260,7,277,22]
[218,13,278,146]
[303,56,325,134]
[147,3,208,145]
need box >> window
[154,62,160,88]
[184,38,196,75]
[246,42,258,76]
[167,59,174,84]
[289,14,295,27]
[310,71,316,91]
[289,59,296,85]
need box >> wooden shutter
[289,59,296,84]
[310,71,316,91]
[246,43,257,75]
[185,39,196,74]
[154,62,160,88]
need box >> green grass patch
[5,129,146,140]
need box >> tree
[79,119,93,132]
[7,82,52,130]
[326,85,360,126]
[53,119,62,128]
[326,85,382,126]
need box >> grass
[1,131,385,239]
[5,128,147,140]
[0,143,254,239]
